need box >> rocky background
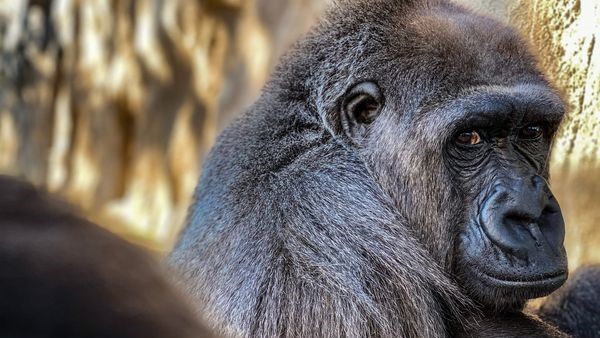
[0,0,598,270]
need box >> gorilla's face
[439,85,567,308]
[345,81,567,309]
[334,8,568,309]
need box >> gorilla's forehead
[391,7,544,87]
[354,3,557,117]
[296,0,557,120]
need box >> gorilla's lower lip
[479,270,567,288]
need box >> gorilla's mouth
[478,269,567,289]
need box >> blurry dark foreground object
[0,175,215,338]
[539,266,600,338]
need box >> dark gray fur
[171,0,574,337]
[539,266,600,338]
[0,176,216,338]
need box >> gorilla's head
[295,0,567,309]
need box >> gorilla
[0,176,215,338]
[171,0,585,337]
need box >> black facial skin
[443,88,568,309]
[171,1,576,337]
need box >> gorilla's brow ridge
[420,84,565,134]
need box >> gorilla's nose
[479,175,565,260]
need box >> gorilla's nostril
[478,176,566,261]
[527,223,544,247]
[542,205,559,215]
[505,212,538,227]
[501,213,545,248]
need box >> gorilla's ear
[341,81,383,142]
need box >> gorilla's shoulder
[539,265,600,338]
[0,175,79,226]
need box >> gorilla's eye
[456,131,482,145]
[519,125,544,140]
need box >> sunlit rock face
[0,0,598,263]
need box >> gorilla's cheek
[456,175,568,307]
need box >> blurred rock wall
[0,0,598,264]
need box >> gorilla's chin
[456,258,567,310]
